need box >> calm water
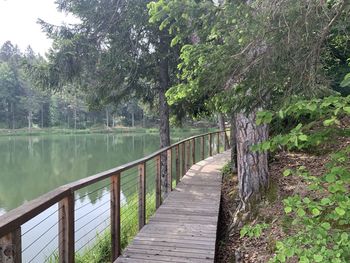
[0,131,204,262]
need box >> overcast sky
[0,0,79,56]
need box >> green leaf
[325,174,336,183]
[314,254,323,262]
[343,107,350,114]
[335,207,345,216]
[297,208,306,217]
[299,256,309,263]
[283,169,292,177]
[323,118,334,126]
[321,222,331,230]
[298,134,308,141]
[321,198,331,205]
[340,73,350,87]
[284,206,292,214]
[312,208,320,216]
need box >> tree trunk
[74,107,77,130]
[233,110,269,225]
[106,108,109,128]
[11,102,15,130]
[41,104,44,128]
[218,113,228,149]
[230,113,237,173]
[158,32,171,200]
[28,111,32,133]
[131,112,135,127]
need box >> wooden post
[138,163,146,230]
[155,155,161,208]
[201,136,205,160]
[167,149,172,192]
[175,145,180,184]
[0,228,21,263]
[224,131,228,150]
[217,132,220,154]
[111,173,121,261]
[181,143,185,178]
[209,133,213,156]
[59,193,75,263]
[186,141,191,171]
[192,139,196,165]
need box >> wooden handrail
[0,129,229,262]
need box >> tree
[31,0,182,198]
[149,0,350,223]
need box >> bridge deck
[115,151,230,263]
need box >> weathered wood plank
[115,151,230,263]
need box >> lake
[0,130,207,262]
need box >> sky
[0,0,79,56]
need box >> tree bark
[158,32,171,200]
[106,108,109,128]
[218,113,229,149]
[230,113,237,173]
[131,112,135,127]
[234,110,269,224]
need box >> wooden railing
[0,130,229,263]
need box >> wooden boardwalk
[115,150,230,263]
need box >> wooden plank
[115,151,231,263]
[138,163,146,230]
[59,193,75,263]
[111,173,121,260]
[0,227,21,263]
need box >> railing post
[0,228,21,263]
[167,149,172,192]
[59,193,75,263]
[138,163,146,230]
[209,133,213,156]
[201,136,205,160]
[217,132,220,154]
[186,141,191,171]
[155,155,161,208]
[224,131,228,150]
[175,145,180,184]
[181,143,185,177]
[111,173,121,261]
[192,139,196,165]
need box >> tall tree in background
[32,0,181,198]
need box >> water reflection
[0,133,162,211]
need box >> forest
[1,0,350,262]
[0,41,166,131]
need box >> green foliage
[221,162,233,176]
[270,148,350,262]
[240,223,269,238]
[253,95,350,152]
[252,96,350,262]
[341,73,350,88]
